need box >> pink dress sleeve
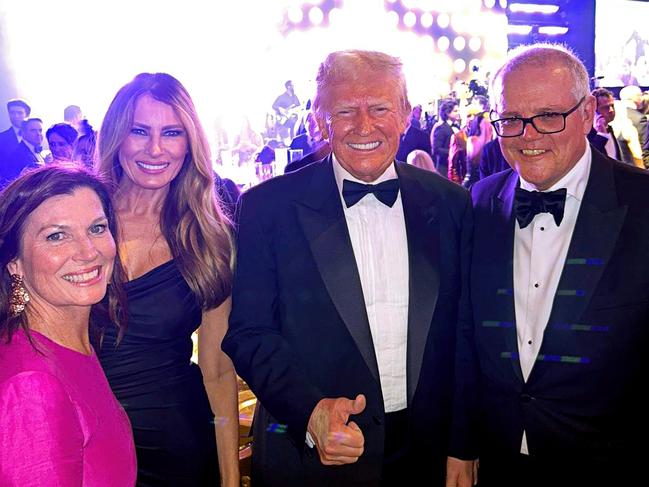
[0,371,85,486]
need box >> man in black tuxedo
[587,88,626,164]
[1,117,43,188]
[431,99,459,178]
[0,99,30,174]
[464,44,649,486]
[223,50,476,486]
[395,113,431,163]
[286,111,331,173]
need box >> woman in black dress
[95,73,239,486]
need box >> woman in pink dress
[0,165,137,486]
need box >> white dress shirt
[595,127,617,159]
[333,155,410,413]
[514,143,591,454]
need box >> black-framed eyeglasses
[490,96,586,138]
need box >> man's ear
[316,114,329,141]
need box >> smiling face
[493,61,594,190]
[47,133,74,161]
[23,120,44,147]
[7,187,116,317]
[118,93,188,193]
[317,71,408,182]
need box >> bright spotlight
[454,59,466,74]
[509,3,559,14]
[507,24,532,35]
[453,36,466,51]
[499,0,508,7]
[438,36,450,51]
[469,36,482,51]
[484,0,496,7]
[287,6,304,24]
[328,7,342,25]
[437,13,450,29]
[420,11,434,28]
[308,6,324,25]
[403,11,417,28]
[387,10,400,27]
[538,26,568,35]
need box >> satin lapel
[494,171,523,382]
[534,154,627,379]
[396,163,440,403]
[294,158,380,383]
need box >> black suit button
[520,394,533,403]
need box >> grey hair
[313,50,411,118]
[490,43,590,105]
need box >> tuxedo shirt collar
[518,142,591,203]
[332,153,397,199]
[23,139,40,156]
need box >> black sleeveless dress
[98,260,220,486]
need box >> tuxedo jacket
[223,157,473,486]
[467,148,649,482]
[0,126,19,158]
[0,140,38,188]
[396,125,432,162]
[478,139,509,181]
[431,122,454,171]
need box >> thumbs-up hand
[307,394,366,465]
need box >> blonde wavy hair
[96,73,233,309]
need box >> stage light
[499,0,508,7]
[403,0,417,8]
[484,0,496,8]
[328,7,342,25]
[287,6,304,23]
[403,11,417,28]
[507,24,533,35]
[438,36,450,51]
[387,10,400,27]
[509,3,559,14]
[308,6,324,25]
[469,36,482,51]
[453,36,466,51]
[454,59,467,73]
[421,34,435,48]
[538,26,568,35]
[437,13,450,28]
[420,11,434,28]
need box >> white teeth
[348,141,381,150]
[521,149,546,156]
[137,161,169,170]
[62,268,99,283]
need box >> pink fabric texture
[0,329,136,486]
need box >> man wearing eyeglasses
[459,44,649,486]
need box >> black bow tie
[342,179,400,208]
[514,187,567,229]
